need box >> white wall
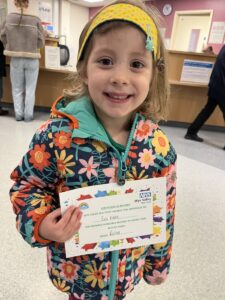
[0,0,7,23]
[60,0,88,70]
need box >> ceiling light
[83,0,105,2]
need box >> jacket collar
[52,96,112,143]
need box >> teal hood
[51,96,112,143]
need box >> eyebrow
[92,48,148,58]
[92,48,114,55]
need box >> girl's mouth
[104,92,132,102]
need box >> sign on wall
[180,59,214,84]
[38,1,52,24]
[208,22,225,44]
[45,46,60,69]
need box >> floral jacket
[10,96,177,300]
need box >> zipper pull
[117,153,127,186]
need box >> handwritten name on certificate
[60,177,166,258]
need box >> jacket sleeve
[143,152,177,285]
[37,19,45,49]
[9,120,60,248]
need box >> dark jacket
[208,45,225,100]
[9,96,177,299]
[0,40,6,77]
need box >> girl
[9,0,177,299]
[0,0,44,121]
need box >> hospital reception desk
[3,50,224,128]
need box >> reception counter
[3,50,224,128]
[3,37,75,108]
[167,50,224,127]
[3,65,74,108]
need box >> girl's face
[84,25,153,128]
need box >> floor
[0,109,225,300]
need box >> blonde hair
[64,0,169,121]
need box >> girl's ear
[80,72,88,85]
[77,61,88,84]
[82,74,88,85]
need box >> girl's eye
[131,61,144,69]
[98,58,113,66]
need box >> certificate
[60,177,166,258]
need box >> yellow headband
[77,3,159,62]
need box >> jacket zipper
[91,114,139,300]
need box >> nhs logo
[139,188,151,201]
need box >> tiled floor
[0,110,225,300]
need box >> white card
[60,177,166,258]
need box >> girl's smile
[103,92,133,103]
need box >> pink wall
[89,7,101,17]
[89,0,225,54]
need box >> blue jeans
[10,57,39,120]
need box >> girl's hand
[38,206,83,243]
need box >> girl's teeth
[109,94,128,99]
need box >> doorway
[170,10,213,52]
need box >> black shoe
[0,108,8,116]
[16,117,24,121]
[184,133,204,142]
[223,146,225,151]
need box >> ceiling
[68,0,112,8]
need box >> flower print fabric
[9,97,177,299]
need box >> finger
[67,222,82,241]
[71,208,82,218]
[70,208,82,223]
[48,207,62,220]
[67,210,83,233]
[75,222,82,232]
[57,206,77,229]
[77,210,83,221]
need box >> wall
[0,0,7,23]
[60,0,89,70]
[89,0,225,54]
[152,0,225,54]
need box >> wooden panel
[3,66,74,107]
[168,50,216,82]
[167,50,224,127]
[35,69,73,107]
[3,50,224,128]
[40,37,59,68]
[168,85,224,126]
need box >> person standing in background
[185,45,225,150]
[0,0,44,121]
[0,40,8,115]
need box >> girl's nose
[110,66,129,85]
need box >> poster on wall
[208,22,225,44]
[38,1,52,24]
[45,46,60,69]
[180,59,214,85]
